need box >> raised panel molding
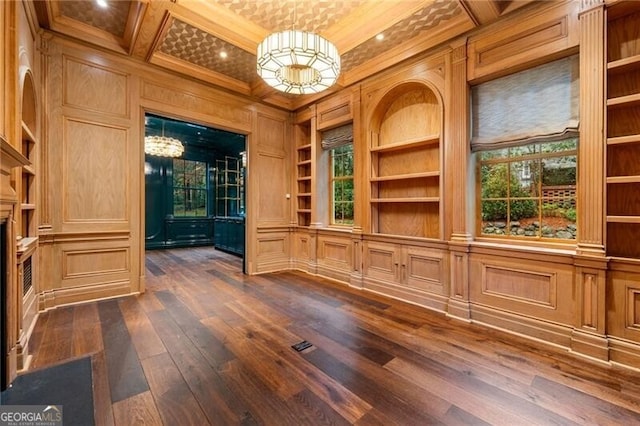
[481,264,556,308]
[467,1,579,82]
[256,153,287,223]
[63,55,129,118]
[63,117,128,223]
[63,248,129,279]
[256,113,287,156]
[628,288,640,330]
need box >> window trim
[329,143,354,226]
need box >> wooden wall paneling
[254,227,291,274]
[467,1,580,83]
[571,256,609,362]
[316,90,353,131]
[468,249,576,347]
[607,260,640,368]
[577,0,606,256]
[315,231,353,283]
[445,38,473,321]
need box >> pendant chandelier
[144,122,184,158]
[257,24,340,94]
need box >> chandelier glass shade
[144,135,184,158]
[257,30,340,95]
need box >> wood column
[571,0,608,362]
[350,86,364,289]
[445,38,472,321]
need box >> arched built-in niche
[369,81,443,238]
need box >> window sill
[472,237,577,257]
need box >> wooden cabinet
[295,121,312,226]
[363,239,448,310]
[606,1,640,258]
[369,83,442,239]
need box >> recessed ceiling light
[375,33,384,41]
[219,51,228,59]
[96,0,108,8]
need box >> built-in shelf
[605,4,640,260]
[607,54,640,74]
[297,209,311,213]
[371,197,440,203]
[20,204,35,210]
[370,134,440,153]
[297,176,311,182]
[371,171,440,182]
[297,193,311,197]
[297,159,312,166]
[607,175,640,184]
[607,134,640,145]
[297,144,312,151]
[21,121,38,144]
[607,93,640,108]
[607,215,640,224]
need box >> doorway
[144,114,246,264]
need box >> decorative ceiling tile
[58,0,130,37]
[214,0,366,32]
[341,0,462,72]
[159,19,258,83]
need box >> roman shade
[471,55,579,151]
[321,123,353,150]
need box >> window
[479,139,577,240]
[173,159,208,217]
[331,144,354,225]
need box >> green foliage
[564,207,576,222]
[481,164,537,221]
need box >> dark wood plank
[72,303,103,357]
[147,309,253,424]
[141,353,210,426]
[112,391,163,426]
[31,306,74,368]
[144,257,165,276]
[118,297,166,360]
[92,351,115,426]
[98,299,149,403]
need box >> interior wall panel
[63,118,128,223]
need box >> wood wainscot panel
[63,117,129,225]
[38,233,134,310]
[467,1,579,82]
[607,262,640,345]
[63,55,129,118]
[316,233,353,284]
[404,246,447,295]
[469,250,575,346]
[63,248,129,279]
[363,240,398,283]
[292,229,313,272]
[255,230,290,273]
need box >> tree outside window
[173,158,208,217]
[331,144,354,225]
[479,139,577,240]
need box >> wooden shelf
[21,121,37,143]
[371,171,439,182]
[297,209,311,213]
[608,54,640,74]
[297,144,311,151]
[370,134,439,153]
[607,215,640,223]
[371,197,440,203]
[607,134,640,145]
[297,193,311,197]
[297,176,311,182]
[607,175,640,184]
[297,159,312,166]
[607,93,640,108]
[21,203,35,210]
[22,165,35,175]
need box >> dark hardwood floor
[28,247,640,425]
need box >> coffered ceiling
[34,0,535,110]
